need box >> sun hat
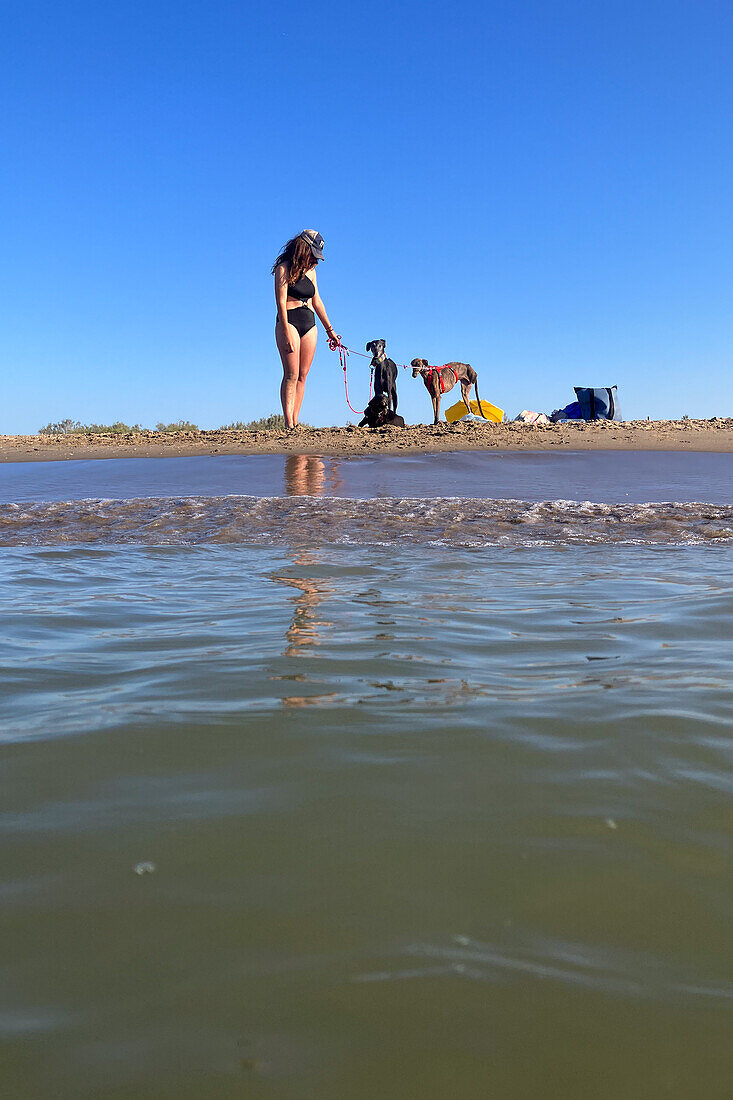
[299,229,325,260]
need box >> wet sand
[2,418,733,462]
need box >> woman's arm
[274,264,293,351]
[310,269,340,344]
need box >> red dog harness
[426,365,458,393]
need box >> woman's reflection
[276,459,341,703]
[276,554,332,658]
[284,454,344,496]
[284,454,325,496]
[271,552,335,708]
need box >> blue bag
[574,386,620,421]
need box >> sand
[2,419,733,463]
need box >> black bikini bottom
[277,306,316,338]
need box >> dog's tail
[474,372,488,420]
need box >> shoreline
[2,419,733,463]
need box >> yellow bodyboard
[445,399,504,424]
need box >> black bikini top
[288,273,315,302]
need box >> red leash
[330,338,374,415]
[335,341,361,415]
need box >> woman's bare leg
[276,321,301,428]
[292,327,317,426]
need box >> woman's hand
[280,322,294,353]
[327,331,341,350]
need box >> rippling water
[3,494,733,547]
[2,454,733,1098]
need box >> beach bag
[574,386,620,421]
[550,401,582,422]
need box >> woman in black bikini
[273,230,340,429]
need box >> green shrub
[219,413,312,431]
[37,414,313,436]
[38,419,83,435]
[155,420,199,433]
[85,422,143,434]
[38,419,143,435]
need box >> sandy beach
[2,417,733,462]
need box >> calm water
[2,453,733,1098]
[3,448,733,504]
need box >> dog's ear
[365,341,374,353]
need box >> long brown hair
[271,234,316,285]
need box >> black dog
[366,339,398,415]
[359,392,405,429]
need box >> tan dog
[411,358,482,424]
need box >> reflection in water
[276,459,341,703]
[284,455,325,496]
[271,551,333,704]
[284,454,344,496]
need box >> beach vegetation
[38,419,143,435]
[38,419,84,435]
[86,421,144,434]
[220,413,313,431]
[37,414,313,436]
[155,420,200,433]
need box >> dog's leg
[426,376,438,424]
[391,384,398,414]
[461,380,471,414]
[422,376,433,422]
[423,375,435,425]
[433,380,441,424]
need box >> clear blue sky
[1,0,731,432]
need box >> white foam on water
[1,493,733,547]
